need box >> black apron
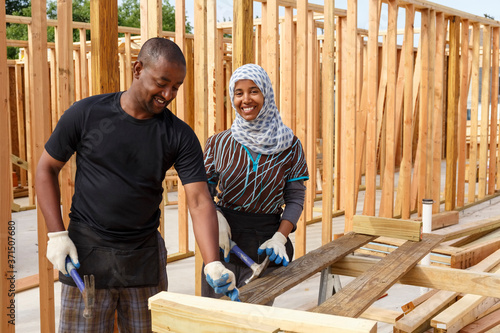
[59,220,159,289]
[220,207,294,268]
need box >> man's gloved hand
[46,231,79,276]
[258,232,289,266]
[217,210,232,263]
[204,261,239,301]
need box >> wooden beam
[0,0,15,330]
[432,216,500,242]
[232,0,253,68]
[412,210,459,231]
[489,27,499,195]
[468,23,480,204]
[478,25,491,200]
[90,0,119,95]
[235,232,375,305]
[353,215,422,241]
[460,308,500,333]
[140,0,161,43]
[311,234,443,317]
[149,292,378,333]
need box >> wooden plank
[140,0,161,43]
[457,19,470,207]
[280,6,294,129]
[0,0,15,330]
[352,215,422,241]
[444,16,460,210]
[412,210,459,231]
[321,0,335,244]
[79,28,88,98]
[489,27,499,195]
[468,23,481,203]
[30,0,55,331]
[363,0,380,216]
[311,234,443,317]
[149,292,378,333]
[478,25,491,199]
[461,308,500,333]
[451,237,500,269]
[236,232,375,305]
[401,289,439,314]
[15,270,60,293]
[360,306,404,324]
[432,215,500,242]
[334,17,345,212]
[232,0,253,68]
[294,0,308,257]
[90,0,118,94]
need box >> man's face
[135,57,186,118]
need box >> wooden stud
[30,0,55,331]
[280,7,294,130]
[468,23,480,204]
[266,0,279,102]
[352,215,422,241]
[334,17,345,212]
[232,0,253,68]
[14,63,27,187]
[489,27,499,195]
[478,25,491,199]
[140,0,161,43]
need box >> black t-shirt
[45,92,206,240]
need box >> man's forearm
[36,166,65,232]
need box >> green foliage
[6,6,31,59]
[484,14,495,20]
[6,0,30,15]
[47,0,91,41]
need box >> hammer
[65,257,95,318]
[230,240,270,284]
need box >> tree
[6,0,30,15]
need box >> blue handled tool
[230,240,270,284]
[65,257,95,318]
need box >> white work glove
[204,261,239,301]
[217,210,232,262]
[258,232,289,267]
[46,231,79,276]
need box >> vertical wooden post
[445,17,460,211]
[30,0,54,331]
[364,0,379,217]
[431,12,446,213]
[468,23,480,204]
[90,0,119,95]
[140,0,162,43]
[266,0,279,102]
[490,27,499,194]
[15,63,27,187]
[379,0,397,218]
[194,0,208,296]
[478,25,491,199]
[0,0,15,331]
[400,4,415,219]
[79,28,89,99]
[427,10,436,202]
[334,17,345,214]
[321,0,335,245]
[232,0,253,68]
[280,6,294,130]
[207,0,217,136]
[295,0,308,257]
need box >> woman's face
[233,79,264,121]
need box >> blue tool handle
[65,257,85,293]
[231,244,256,268]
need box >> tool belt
[59,220,159,289]
[220,207,294,268]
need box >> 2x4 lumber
[352,215,422,241]
[359,306,404,324]
[23,50,34,206]
[432,215,500,242]
[451,236,500,269]
[175,0,190,256]
[311,234,443,317]
[445,16,460,210]
[401,289,439,314]
[457,19,471,207]
[79,29,89,98]
[468,23,481,203]
[0,0,15,330]
[363,0,379,217]
[412,210,459,231]
[232,0,253,68]
[90,0,119,94]
[294,0,308,257]
[461,308,500,333]
[344,0,357,230]
[14,64,27,186]
[207,0,217,136]
[321,0,335,244]
[236,232,376,305]
[265,0,279,99]
[280,6,294,129]
[478,25,491,200]
[194,0,208,296]
[29,0,55,331]
[149,292,378,333]
[489,28,499,195]
[331,250,500,298]
[334,16,345,212]
[140,0,161,43]
[398,4,415,219]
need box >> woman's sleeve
[287,138,309,182]
[281,180,306,231]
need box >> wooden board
[311,233,444,317]
[353,215,422,241]
[433,216,500,242]
[149,292,377,333]
[412,210,459,231]
[236,232,375,305]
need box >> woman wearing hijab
[201,64,309,298]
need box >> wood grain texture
[311,233,443,317]
[353,215,423,241]
[236,232,375,304]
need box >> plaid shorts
[58,232,168,333]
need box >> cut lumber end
[353,215,423,241]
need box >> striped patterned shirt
[204,130,309,215]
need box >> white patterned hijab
[229,64,294,155]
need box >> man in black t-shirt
[36,37,238,332]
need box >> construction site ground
[12,186,500,332]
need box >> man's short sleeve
[173,123,207,185]
[45,103,84,162]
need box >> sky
[171,0,500,31]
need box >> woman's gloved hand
[46,230,79,276]
[258,231,289,266]
[217,210,232,262]
[204,261,239,301]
